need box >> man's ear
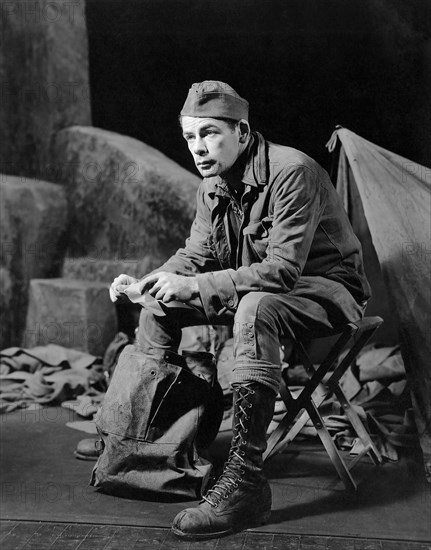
[238,120,250,143]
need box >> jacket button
[228,300,234,307]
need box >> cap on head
[180,80,249,121]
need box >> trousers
[137,275,365,395]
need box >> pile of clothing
[0,344,107,414]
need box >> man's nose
[192,136,207,155]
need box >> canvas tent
[326,128,431,478]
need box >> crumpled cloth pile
[0,344,105,414]
[336,343,417,461]
[217,340,418,462]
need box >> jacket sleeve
[147,182,221,277]
[196,165,327,321]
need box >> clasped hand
[110,272,198,304]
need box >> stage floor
[1,407,430,549]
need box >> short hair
[178,115,239,132]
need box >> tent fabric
[326,128,431,479]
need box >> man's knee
[235,291,281,328]
[233,292,286,363]
[138,306,157,328]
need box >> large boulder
[55,126,200,266]
[0,0,91,180]
[0,176,68,348]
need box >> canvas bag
[90,344,223,500]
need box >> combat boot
[172,381,276,540]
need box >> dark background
[85,0,430,175]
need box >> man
[110,81,371,540]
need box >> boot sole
[171,510,271,541]
[73,451,98,461]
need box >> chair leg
[307,400,357,492]
[268,409,311,458]
[264,384,327,460]
[332,384,382,466]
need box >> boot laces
[203,385,255,507]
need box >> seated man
[110,80,371,540]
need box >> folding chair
[263,316,384,491]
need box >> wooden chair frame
[264,316,384,491]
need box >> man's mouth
[197,160,215,169]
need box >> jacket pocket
[243,216,273,258]
[244,216,273,237]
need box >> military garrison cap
[180,80,249,121]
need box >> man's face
[181,116,241,177]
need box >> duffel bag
[90,345,223,500]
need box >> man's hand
[139,272,199,303]
[109,273,138,302]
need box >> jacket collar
[207,131,268,198]
[241,131,268,187]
